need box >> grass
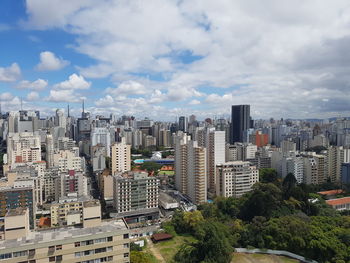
[153,234,196,262]
[158,170,174,176]
[232,253,301,263]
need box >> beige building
[111,138,131,175]
[174,132,190,195]
[113,172,159,222]
[216,161,259,198]
[53,149,85,172]
[6,132,41,167]
[187,140,207,204]
[50,198,98,227]
[175,132,207,204]
[0,207,130,263]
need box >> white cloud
[16,79,48,90]
[46,89,85,103]
[189,99,201,105]
[24,0,350,118]
[105,81,147,96]
[26,91,40,101]
[36,51,70,71]
[53,73,91,90]
[0,63,21,82]
[0,92,14,101]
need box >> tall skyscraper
[230,105,250,143]
[179,116,188,133]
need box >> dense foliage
[166,168,350,263]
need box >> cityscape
[1,1,350,263]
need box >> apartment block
[113,172,159,224]
[111,138,131,175]
[0,208,130,263]
[216,161,259,198]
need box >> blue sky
[1,0,350,120]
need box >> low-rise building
[0,207,130,263]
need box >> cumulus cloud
[16,79,48,90]
[23,0,350,118]
[53,73,91,90]
[0,63,21,82]
[26,91,40,101]
[105,81,147,96]
[189,99,201,105]
[36,51,70,71]
[46,89,85,103]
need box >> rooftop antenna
[82,99,85,114]
[67,103,70,117]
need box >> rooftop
[318,189,344,196]
[326,197,350,206]
[0,219,127,250]
[6,207,28,217]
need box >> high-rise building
[111,138,131,175]
[179,116,188,133]
[113,172,159,223]
[230,105,250,143]
[55,170,89,201]
[174,132,190,194]
[187,140,207,204]
[6,132,41,166]
[91,127,111,156]
[216,161,259,197]
[207,130,225,192]
[341,163,350,184]
[174,132,207,204]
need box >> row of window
[75,246,113,258]
[75,236,113,247]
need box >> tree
[239,183,283,221]
[174,220,234,263]
[282,173,297,199]
[140,162,162,174]
[183,210,204,228]
[259,168,279,183]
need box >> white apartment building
[91,127,111,156]
[216,161,259,198]
[207,130,225,192]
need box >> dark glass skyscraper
[230,105,250,143]
[179,116,188,133]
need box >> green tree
[183,210,204,228]
[259,168,279,183]
[175,220,233,263]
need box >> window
[107,236,113,242]
[56,255,62,261]
[123,243,129,248]
[75,242,81,247]
[56,245,62,250]
[49,256,55,262]
[123,233,129,239]
[124,253,129,258]
[13,250,28,257]
[0,253,12,259]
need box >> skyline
[1,0,350,120]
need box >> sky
[1,0,350,120]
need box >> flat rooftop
[0,219,127,250]
[6,207,28,216]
